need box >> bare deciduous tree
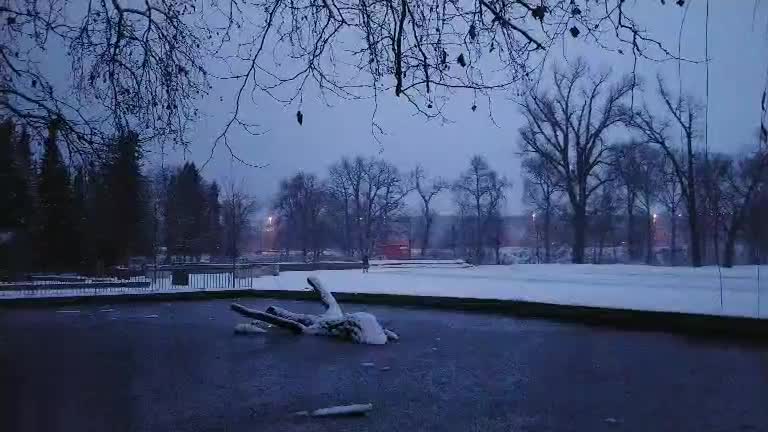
[631,78,703,267]
[487,209,504,264]
[717,151,768,267]
[222,181,258,262]
[589,179,619,264]
[611,141,642,260]
[633,143,663,264]
[519,59,635,263]
[413,165,447,257]
[522,156,560,263]
[697,153,730,265]
[326,156,411,255]
[327,162,355,255]
[658,152,684,264]
[274,172,329,261]
[453,155,508,263]
[746,182,768,264]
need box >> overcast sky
[155,1,768,215]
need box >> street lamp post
[532,212,540,264]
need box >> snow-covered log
[304,312,388,345]
[383,328,400,341]
[265,306,317,326]
[231,277,399,345]
[307,276,342,318]
[230,303,305,333]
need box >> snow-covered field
[255,264,768,319]
[2,264,766,319]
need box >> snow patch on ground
[3,263,766,319]
[254,264,767,319]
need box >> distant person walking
[362,254,370,273]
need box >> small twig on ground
[234,323,267,335]
[294,403,373,417]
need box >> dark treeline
[0,118,255,279]
[4,62,768,276]
[270,155,508,264]
[267,62,768,268]
[0,119,157,276]
[520,60,768,267]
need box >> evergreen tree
[38,120,77,271]
[0,119,20,228]
[0,121,33,228]
[82,131,153,268]
[14,126,35,228]
[0,120,18,278]
[7,124,37,276]
[149,166,171,264]
[71,166,89,270]
[105,131,151,263]
[86,161,110,272]
[165,162,207,259]
[205,182,223,256]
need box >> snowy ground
[255,264,768,319]
[2,264,766,319]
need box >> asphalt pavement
[1,298,767,432]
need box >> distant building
[377,241,411,260]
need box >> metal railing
[0,264,277,298]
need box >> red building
[378,241,411,259]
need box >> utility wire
[702,0,723,309]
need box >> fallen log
[230,303,305,333]
[231,276,399,345]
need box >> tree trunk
[723,228,737,268]
[626,206,636,260]
[343,204,351,255]
[686,137,702,267]
[475,193,483,264]
[544,210,551,263]
[592,241,597,263]
[645,211,653,265]
[713,228,721,266]
[670,215,677,265]
[572,207,586,264]
[421,215,432,257]
[687,205,702,267]
[598,233,605,264]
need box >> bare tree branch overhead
[2,0,686,159]
[1,0,207,158]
